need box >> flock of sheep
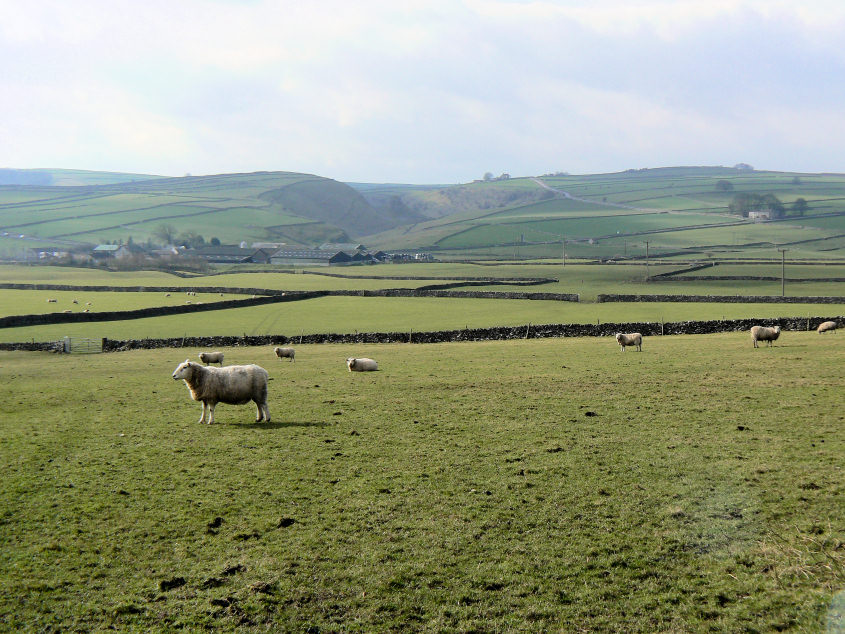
[172,346,378,424]
[171,321,838,425]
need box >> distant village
[18,241,437,268]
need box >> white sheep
[72,299,78,304]
[347,357,378,372]
[46,298,57,303]
[198,351,225,366]
[615,332,642,352]
[274,347,295,362]
[817,320,838,334]
[86,302,92,306]
[172,360,270,424]
[751,325,781,348]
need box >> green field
[0,171,401,256]
[366,168,845,261]
[2,295,843,344]
[1,336,842,631]
[1,262,844,344]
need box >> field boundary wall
[1,316,841,353]
[597,294,845,304]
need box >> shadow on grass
[236,420,331,429]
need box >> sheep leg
[207,403,216,424]
[199,401,208,424]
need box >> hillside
[0,168,162,187]
[361,167,845,261]
[0,171,415,256]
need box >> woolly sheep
[817,320,838,334]
[274,347,295,362]
[198,351,225,366]
[46,298,57,303]
[347,357,378,372]
[615,332,642,352]
[72,299,78,304]
[172,360,270,424]
[751,325,781,348]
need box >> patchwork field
[1,336,842,631]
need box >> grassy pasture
[1,295,842,344]
[0,336,842,631]
[0,290,245,319]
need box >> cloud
[2,0,845,181]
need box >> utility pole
[561,235,565,267]
[778,248,787,296]
[645,241,650,281]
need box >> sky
[2,0,845,183]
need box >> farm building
[319,242,366,252]
[91,244,133,260]
[269,248,354,266]
[193,246,274,264]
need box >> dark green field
[1,335,842,631]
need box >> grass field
[1,295,843,344]
[1,335,842,631]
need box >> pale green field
[1,296,841,343]
[1,335,842,630]
[0,290,244,318]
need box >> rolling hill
[0,171,422,256]
[2,166,845,262]
[361,167,845,261]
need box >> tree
[153,224,178,245]
[729,192,784,218]
[210,237,221,246]
[177,231,205,249]
[791,198,808,216]
[483,172,493,181]
[715,180,733,192]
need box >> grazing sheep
[72,299,78,304]
[818,320,839,334]
[751,325,781,348]
[615,332,642,352]
[274,347,295,362]
[347,357,378,372]
[46,298,57,303]
[86,301,92,306]
[62,309,72,313]
[198,351,225,366]
[165,293,171,297]
[172,360,270,424]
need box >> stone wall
[597,294,845,304]
[92,315,842,352]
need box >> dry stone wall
[597,294,845,304]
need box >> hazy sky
[3,0,845,183]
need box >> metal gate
[62,336,103,354]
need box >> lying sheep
[615,332,642,352]
[347,357,378,372]
[274,347,295,362]
[751,325,781,348]
[198,351,225,366]
[172,360,270,424]
[72,299,78,304]
[86,302,92,306]
[818,320,838,334]
[46,298,57,303]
